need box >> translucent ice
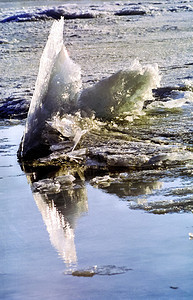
[20,18,82,158]
[78,60,160,119]
[19,18,160,160]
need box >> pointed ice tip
[63,46,69,59]
[57,16,64,26]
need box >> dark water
[1,0,193,298]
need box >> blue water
[1,125,193,299]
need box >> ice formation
[20,18,82,158]
[79,60,160,119]
[19,18,160,159]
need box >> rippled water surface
[1,0,193,298]
[1,125,193,299]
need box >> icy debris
[64,265,131,277]
[90,175,117,188]
[31,173,77,193]
[167,186,193,196]
[148,151,193,166]
[71,270,95,277]
[107,153,149,167]
[47,114,87,152]
[36,147,87,166]
[55,174,75,185]
[0,8,96,23]
[115,8,146,16]
[189,233,193,239]
[131,198,193,214]
[32,178,61,194]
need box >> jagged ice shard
[19,18,82,159]
[19,18,160,160]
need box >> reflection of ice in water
[91,174,163,200]
[134,181,163,204]
[135,181,163,197]
[32,184,88,266]
[34,193,76,265]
